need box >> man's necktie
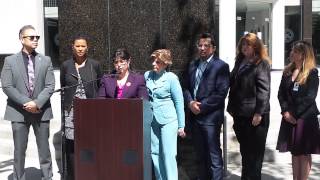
[194,61,207,97]
[27,55,35,96]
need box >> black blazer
[227,59,271,117]
[278,68,319,120]
[184,56,230,125]
[60,58,103,109]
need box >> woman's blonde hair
[236,33,271,64]
[284,40,316,85]
[151,49,172,65]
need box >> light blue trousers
[151,119,178,180]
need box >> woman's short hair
[151,49,172,65]
[112,48,131,62]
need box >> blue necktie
[194,61,207,97]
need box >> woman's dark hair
[112,48,131,62]
[72,34,89,45]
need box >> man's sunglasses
[23,36,40,41]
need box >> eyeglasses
[197,44,212,49]
[23,36,40,41]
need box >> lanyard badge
[293,82,299,91]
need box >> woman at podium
[144,49,186,180]
[98,48,148,99]
[60,34,103,180]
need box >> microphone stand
[53,83,80,180]
[53,73,117,180]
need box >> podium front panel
[74,99,144,180]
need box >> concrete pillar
[219,0,236,69]
[302,0,312,43]
[271,0,285,70]
[0,0,45,54]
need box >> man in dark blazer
[1,25,55,180]
[184,33,230,180]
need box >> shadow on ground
[7,167,41,180]
[310,161,320,180]
[223,171,240,180]
[261,173,283,180]
[53,130,62,174]
[0,159,13,174]
[224,170,284,180]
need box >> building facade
[1,0,318,71]
[219,0,314,70]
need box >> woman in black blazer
[227,33,271,180]
[276,41,320,180]
[60,34,102,180]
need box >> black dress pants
[65,139,74,180]
[233,114,269,180]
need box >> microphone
[69,73,79,79]
[53,73,119,93]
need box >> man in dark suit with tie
[184,33,230,180]
[1,25,55,180]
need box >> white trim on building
[0,0,45,54]
[219,0,236,69]
[219,0,301,70]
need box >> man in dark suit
[184,33,230,180]
[1,25,55,180]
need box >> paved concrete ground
[0,70,320,180]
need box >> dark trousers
[11,119,52,180]
[233,114,270,180]
[192,121,223,180]
[65,139,74,180]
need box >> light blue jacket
[144,70,185,128]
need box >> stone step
[0,137,38,158]
[0,120,61,140]
[0,118,61,158]
[0,132,62,159]
[0,117,61,127]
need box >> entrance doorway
[236,0,272,57]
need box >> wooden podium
[73,98,152,180]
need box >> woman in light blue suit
[145,49,186,180]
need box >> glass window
[313,0,320,64]
[285,6,301,65]
[44,3,59,68]
[236,1,272,57]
